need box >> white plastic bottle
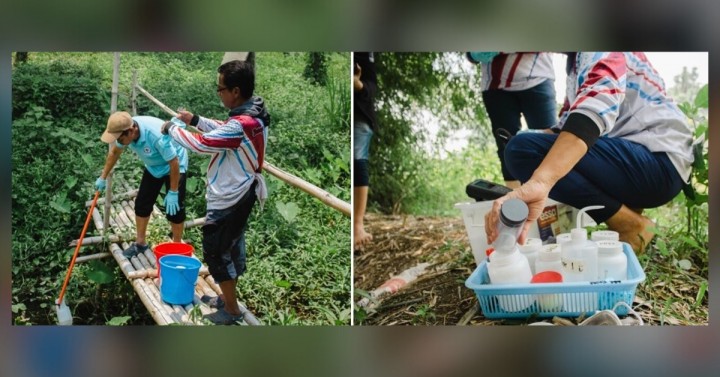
[560,205,603,312]
[487,248,533,312]
[535,243,563,274]
[520,238,542,275]
[596,240,627,280]
[591,230,620,242]
[555,233,572,246]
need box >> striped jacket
[558,52,694,181]
[481,52,555,91]
[168,97,270,210]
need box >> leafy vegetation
[12,52,351,325]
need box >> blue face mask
[467,52,500,64]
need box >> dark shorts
[202,182,257,282]
[134,168,186,224]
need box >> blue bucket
[159,255,201,305]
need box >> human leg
[202,186,256,321]
[505,133,684,251]
[354,120,374,248]
[165,173,187,242]
[125,169,164,257]
[519,79,558,130]
[482,89,522,184]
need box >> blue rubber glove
[95,177,106,192]
[164,190,179,216]
[466,52,500,64]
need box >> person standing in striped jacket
[467,52,558,189]
[484,52,694,253]
[162,60,271,325]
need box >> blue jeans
[354,119,373,187]
[483,79,557,180]
[505,133,685,223]
[354,120,373,160]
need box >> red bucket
[153,242,194,275]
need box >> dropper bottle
[560,205,603,282]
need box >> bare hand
[353,63,363,91]
[177,110,194,125]
[484,179,553,246]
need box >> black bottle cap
[500,198,529,227]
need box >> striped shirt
[168,115,268,210]
[558,52,694,181]
[481,53,555,91]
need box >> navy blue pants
[504,133,685,223]
[483,79,558,181]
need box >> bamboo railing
[134,84,351,217]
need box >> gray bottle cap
[500,198,529,227]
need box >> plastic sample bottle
[560,205,603,312]
[520,238,542,275]
[493,198,529,254]
[591,230,620,242]
[560,206,603,282]
[531,271,564,311]
[535,243,563,274]
[596,240,627,280]
[555,233,572,246]
[487,249,533,312]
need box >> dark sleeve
[355,53,377,102]
[562,113,601,149]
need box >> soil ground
[354,213,708,326]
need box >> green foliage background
[11,52,351,325]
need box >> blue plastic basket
[465,242,645,319]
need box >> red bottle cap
[531,271,563,283]
[485,247,494,257]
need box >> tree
[14,52,28,66]
[369,53,489,213]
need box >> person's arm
[164,118,247,154]
[177,110,223,133]
[99,144,124,179]
[354,54,377,100]
[167,157,180,192]
[485,131,588,245]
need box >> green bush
[12,59,109,122]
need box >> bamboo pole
[69,234,121,247]
[151,279,190,325]
[109,243,138,280]
[91,207,104,232]
[131,70,137,116]
[121,200,136,225]
[104,52,121,231]
[184,217,206,229]
[85,189,138,207]
[146,277,186,324]
[115,203,132,229]
[132,278,172,325]
[74,252,112,264]
[195,277,218,297]
[134,84,350,217]
[264,162,350,216]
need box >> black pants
[134,168,187,224]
